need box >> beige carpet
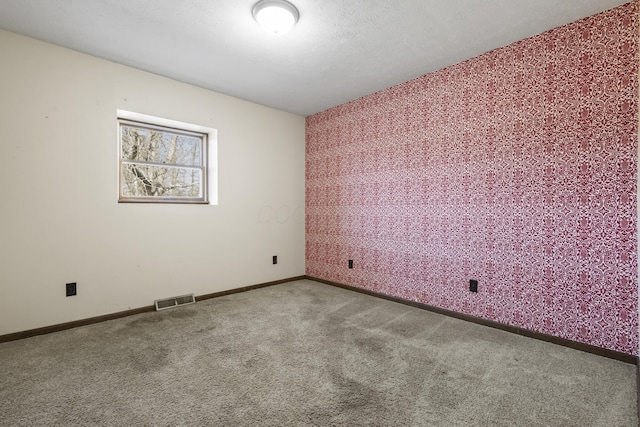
[0,279,636,426]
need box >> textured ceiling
[0,0,630,116]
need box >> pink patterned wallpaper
[305,2,639,355]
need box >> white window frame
[117,110,218,205]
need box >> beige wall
[0,30,306,335]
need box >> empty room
[0,0,638,425]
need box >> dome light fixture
[252,0,299,35]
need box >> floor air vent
[154,294,196,311]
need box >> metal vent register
[154,294,196,311]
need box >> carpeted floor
[0,279,636,426]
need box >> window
[118,117,210,204]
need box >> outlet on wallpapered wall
[470,280,478,293]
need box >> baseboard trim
[196,276,307,301]
[305,276,637,365]
[0,305,155,344]
[3,274,635,366]
[0,275,305,344]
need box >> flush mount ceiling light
[252,0,299,35]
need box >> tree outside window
[118,119,208,203]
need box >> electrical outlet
[273,255,277,265]
[348,260,353,269]
[66,282,77,297]
[469,279,478,293]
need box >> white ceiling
[0,0,630,116]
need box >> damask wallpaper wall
[305,2,639,355]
